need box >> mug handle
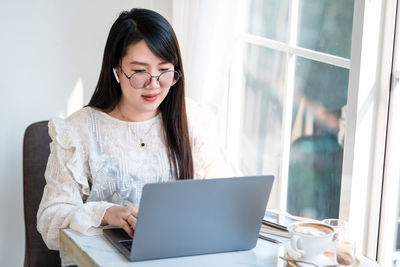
[290,235,305,256]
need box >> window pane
[297,0,354,58]
[238,43,286,176]
[247,0,289,42]
[287,57,348,220]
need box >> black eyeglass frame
[119,67,181,89]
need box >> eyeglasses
[119,67,181,89]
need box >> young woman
[37,8,227,266]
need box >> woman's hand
[102,206,139,238]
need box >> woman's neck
[109,102,158,122]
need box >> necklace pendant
[131,122,155,149]
[139,138,146,147]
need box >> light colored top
[37,101,230,265]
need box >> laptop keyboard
[119,240,132,252]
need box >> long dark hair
[88,8,193,180]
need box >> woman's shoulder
[48,107,96,143]
[48,107,90,130]
[59,106,110,126]
[65,106,95,124]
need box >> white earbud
[113,68,120,83]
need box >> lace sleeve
[37,118,115,250]
[186,98,235,179]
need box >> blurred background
[1,0,399,266]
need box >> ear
[113,68,120,83]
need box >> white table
[60,229,380,267]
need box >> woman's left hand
[102,205,139,237]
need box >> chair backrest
[23,121,60,267]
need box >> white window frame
[228,0,397,260]
[377,1,400,265]
[340,0,397,260]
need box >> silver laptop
[103,175,274,261]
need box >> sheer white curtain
[172,0,239,146]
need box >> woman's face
[116,40,175,120]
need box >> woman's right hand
[102,206,139,238]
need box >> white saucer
[285,244,336,266]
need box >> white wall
[0,1,172,266]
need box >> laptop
[103,175,274,261]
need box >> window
[226,0,353,220]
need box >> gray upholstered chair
[23,121,61,267]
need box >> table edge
[60,229,100,267]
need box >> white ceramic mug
[287,221,335,260]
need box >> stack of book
[259,209,317,239]
[260,209,293,238]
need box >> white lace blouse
[37,102,229,257]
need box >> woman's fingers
[126,214,137,229]
[121,220,134,238]
[127,206,139,218]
